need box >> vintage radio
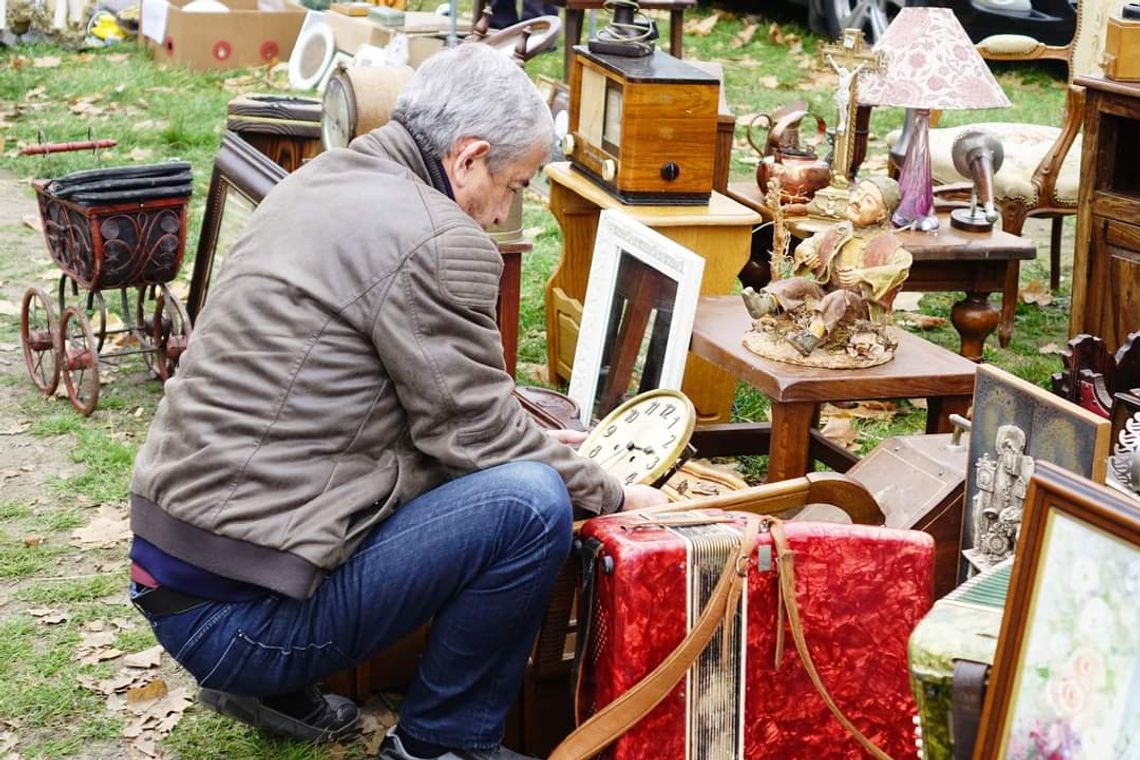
[908,558,1012,760]
[1103,10,1140,82]
[563,46,720,204]
[576,513,934,758]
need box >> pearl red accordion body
[576,511,934,759]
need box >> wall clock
[320,64,415,150]
[578,388,696,487]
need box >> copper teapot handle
[802,112,828,150]
[745,113,774,157]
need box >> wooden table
[544,162,761,423]
[726,181,1037,361]
[689,295,976,482]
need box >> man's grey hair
[392,44,555,175]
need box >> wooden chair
[917,0,1116,346]
[1050,330,1140,418]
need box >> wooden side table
[1070,75,1140,349]
[552,0,695,78]
[544,162,760,423]
[725,181,1036,361]
[689,295,976,482]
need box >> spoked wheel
[60,306,100,416]
[153,284,192,382]
[812,0,907,42]
[20,287,61,396]
[135,284,160,377]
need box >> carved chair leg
[998,203,1028,348]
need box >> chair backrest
[1068,0,1115,80]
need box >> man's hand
[546,428,588,447]
[836,267,861,288]
[800,248,821,270]
[621,484,670,511]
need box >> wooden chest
[564,47,719,205]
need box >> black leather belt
[132,585,211,617]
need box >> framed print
[961,363,1111,578]
[187,131,288,323]
[975,461,1140,760]
[567,209,704,426]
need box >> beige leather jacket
[130,122,623,599]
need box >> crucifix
[817,29,886,193]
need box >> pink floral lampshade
[858,7,1010,110]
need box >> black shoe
[377,728,539,760]
[199,685,359,743]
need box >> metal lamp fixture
[858,8,1010,231]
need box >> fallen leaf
[0,300,18,317]
[72,504,130,547]
[1038,342,1065,355]
[79,672,145,696]
[22,214,43,233]
[107,53,130,63]
[84,620,107,632]
[128,147,154,162]
[124,645,164,669]
[820,416,859,450]
[39,611,69,625]
[23,535,41,547]
[896,313,948,329]
[27,607,61,617]
[127,679,168,706]
[1020,279,1053,306]
[758,75,780,89]
[687,13,719,36]
[24,86,47,100]
[730,23,757,49]
[32,56,61,68]
[768,22,786,45]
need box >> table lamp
[858,8,1010,231]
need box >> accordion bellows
[577,513,934,759]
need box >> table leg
[563,9,584,79]
[926,394,972,435]
[950,291,998,362]
[766,400,816,482]
[669,9,684,57]
[998,260,1019,348]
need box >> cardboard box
[322,10,460,68]
[140,0,308,71]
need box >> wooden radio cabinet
[1071,75,1140,348]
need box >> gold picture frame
[975,461,1140,758]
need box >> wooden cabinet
[1071,76,1140,347]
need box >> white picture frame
[567,209,705,426]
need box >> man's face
[845,181,887,228]
[450,140,547,229]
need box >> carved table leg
[998,260,1018,348]
[926,394,972,435]
[950,291,998,362]
[766,400,817,482]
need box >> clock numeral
[645,401,661,416]
[624,472,638,485]
[623,409,640,423]
[588,445,602,458]
[661,403,676,418]
[602,424,618,438]
[667,416,681,430]
[645,456,660,471]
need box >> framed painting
[567,209,704,426]
[975,461,1140,759]
[961,363,1112,578]
[187,131,288,323]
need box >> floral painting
[1002,510,1140,759]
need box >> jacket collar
[349,120,453,199]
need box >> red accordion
[575,511,933,759]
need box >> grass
[0,8,1073,758]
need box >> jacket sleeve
[371,215,625,515]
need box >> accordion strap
[769,518,895,760]
[548,516,762,760]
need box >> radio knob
[601,159,617,182]
[660,162,680,182]
[560,133,576,156]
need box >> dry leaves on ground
[1038,342,1066,355]
[892,292,924,312]
[124,645,164,670]
[821,400,900,422]
[22,215,43,233]
[685,13,720,36]
[27,607,69,625]
[77,629,124,665]
[731,23,758,49]
[112,682,194,758]
[32,56,62,69]
[72,504,131,547]
[757,75,780,89]
[819,416,860,450]
[0,300,17,317]
[895,313,948,330]
[128,147,155,162]
[1020,279,1053,306]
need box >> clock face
[320,75,353,150]
[579,388,695,487]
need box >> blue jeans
[130,462,573,750]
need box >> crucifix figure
[817,29,886,190]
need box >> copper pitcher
[747,105,831,205]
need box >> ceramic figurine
[741,175,912,368]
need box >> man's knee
[494,461,572,549]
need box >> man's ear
[446,138,492,189]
